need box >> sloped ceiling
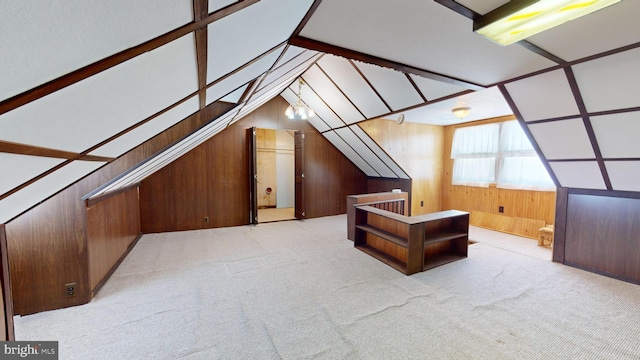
[1,0,640,222]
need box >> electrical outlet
[204,216,209,223]
[420,201,424,207]
[499,206,504,213]
[65,282,76,297]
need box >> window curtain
[451,123,499,187]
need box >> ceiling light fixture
[474,0,622,46]
[452,107,471,119]
[285,78,315,120]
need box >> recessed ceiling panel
[335,128,397,178]
[350,125,409,179]
[353,61,424,111]
[206,0,313,83]
[206,46,284,105]
[505,69,579,121]
[550,161,606,190]
[606,161,640,192]
[90,96,200,158]
[317,55,389,119]
[528,119,595,160]
[525,0,640,61]
[302,65,365,124]
[299,0,556,85]
[591,112,640,159]
[322,131,378,177]
[573,47,640,113]
[409,75,469,101]
[0,160,105,223]
[0,154,65,196]
[284,84,345,129]
[0,34,199,153]
[0,0,192,102]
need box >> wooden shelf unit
[353,205,469,275]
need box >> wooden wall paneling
[358,118,443,216]
[5,102,232,315]
[86,187,141,295]
[0,224,14,340]
[564,193,640,284]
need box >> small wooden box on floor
[539,225,554,248]
[353,205,469,275]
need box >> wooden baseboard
[471,211,546,239]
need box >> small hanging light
[286,78,315,120]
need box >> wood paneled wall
[358,119,443,216]
[6,102,235,315]
[560,191,640,284]
[0,225,14,340]
[442,117,556,236]
[140,96,368,232]
[86,187,141,294]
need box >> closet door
[248,127,258,224]
[294,131,305,219]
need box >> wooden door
[294,131,305,219]
[248,127,258,224]
[0,225,14,340]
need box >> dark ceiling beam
[0,140,113,162]
[0,0,259,116]
[347,59,393,113]
[289,36,485,91]
[290,0,324,38]
[194,0,210,110]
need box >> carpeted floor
[14,215,640,359]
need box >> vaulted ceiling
[1,0,640,223]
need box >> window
[451,120,555,191]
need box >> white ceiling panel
[209,0,236,13]
[0,160,105,223]
[505,69,579,122]
[259,52,321,93]
[353,61,424,111]
[573,47,640,113]
[299,0,556,86]
[206,46,284,105]
[592,112,640,159]
[0,0,192,102]
[206,0,313,83]
[528,119,595,160]
[606,161,640,192]
[0,154,65,196]
[323,132,379,177]
[280,92,331,133]
[273,46,308,69]
[317,55,390,119]
[221,85,248,103]
[350,125,409,179]
[90,96,200,158]
[526,1,640,61]
[409,75,469,101]
[284,85,345,129]
[0,34,198,153]
[302,65,365,124]
[550,161,606,190]
[335,128,397,178]
[400,86,512,126]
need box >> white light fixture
[285,79,315,120]
[452,107,471,119]
[474,0,622,46]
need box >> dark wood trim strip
[0,224,14,341]
[547,158,597,162]
[289,36,485,90]
[564,67,612,190]
[552,187,568,263]
[238,80,256,104]
[300,72,347,127]
[194,0,209,110]
[84,183,140,207]
[289,0,324,38]
[315,63,367,119]
[0,140,113,162]
[498,84,561,188]
[518,41,567,65]
[568,187,640,200]
[256,49,314,93]
[405,74,428,102]
[91,232,143,297]
[524,115,582,125]
[348,59,393,112]
[433,0,479,20]
[0,0,259,116]
[347,126,404,179]
[255,52,319,95]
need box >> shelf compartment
[356,244,408,274]
[355,224,408,248]
[423,252,467,270]
[424,231,468,245]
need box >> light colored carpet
[469,225,552,261]
[14,215,640,359]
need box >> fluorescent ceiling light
[474,0,622,46]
